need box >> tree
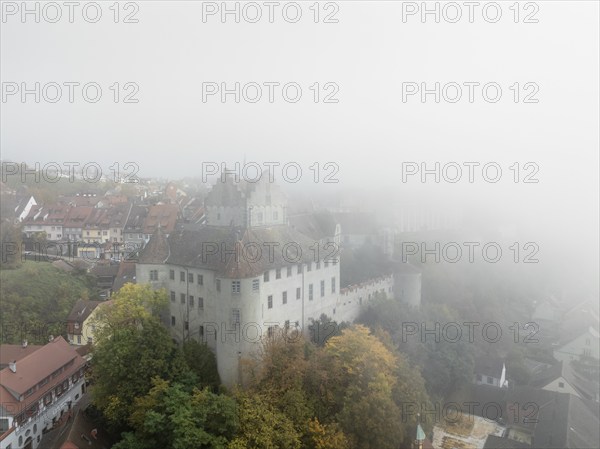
[228,392,302,449]
[0,220,22,270]
[182,339,220,390]
[308,314,349,347]
[91,284,187,430]
[91,319,189,430]
[115,378,238,449]
[92,283,168,341]
[306,418,349,449]
[324,325,404,449]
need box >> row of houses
[19,198,181,260]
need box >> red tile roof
[0,337,86,412]
[0,344,43,368]
[142,204,179,234]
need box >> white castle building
[136,175,420,386]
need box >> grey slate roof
[139,224,323,278]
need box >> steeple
[415,422,426,449]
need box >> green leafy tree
[182,339,221,390]
[0,220,23,270]
[115,378,238,449]
[91,284,188,430]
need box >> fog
[2,1,598,297]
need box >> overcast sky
[1,1,599,290]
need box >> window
[268,295,273,309]
[199,326,204,337]
[331,277,336,293]
[287,266,292,277]
[320,280,325,297]
[189,295,194,307]
[150,270,158,281]
[231,309,241,325]
[333,307,336,315]
[267,326,275,338]
[316,261,320,269]
[198,274,204,285]
[188,273,194,283]
[284,319,290,329]
[282,291,287,305]
[583,348,591,356]
[216,279,221,292]
[307,262,312,272]
[276,268,281,279]
[180,293,186,304]
[264,271,270,282]
[180,271,185,282]
[232,280,241,294]
[252,279,260,291]
[184,321,189,331]
[296,287,301,300]
[297,264,302,274]
[309,284,313,300]
[170,291,176,302]
[77,335,81,344]
[171,316,176,326]
[558,382,565,388]
[198,297,204,309]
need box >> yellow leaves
[325,324,398,388]
[92,283,168,342]
[129,377,170,428]
[307,418,349,449]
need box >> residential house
[90,263,120,297]
[474,355,508,388]
[65,300,106,345]
[13,196,37,223]
[81,208,110,245]
[554,326,600,364]
[531,360,599,402]
[141,204,179,243]
[63,207,93,242]
[0,337,87,449]
[22,204,70,241]
[123,205,148,252]
[0,343,42,370]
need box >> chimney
[9,361,16,373]
[22,339,28,348]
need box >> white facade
[138,257,351,386]
[0,370,86,449]
[554,327,600,363]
